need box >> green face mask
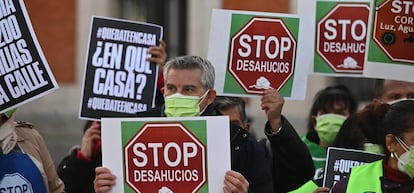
[164,91,209,117]
[363,143,384,155]
[315,113,346,145]
[4,108,17,118]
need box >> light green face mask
[164,91,208,117]
[315,113,346,145]
[395,137,414,178]
[363,143,384,155]
[4,108,17,118]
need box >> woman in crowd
[332,99,414,192]
[301,85,358,183]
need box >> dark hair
[355,100,387,146]
[332,101,385,150]
[354,100,414,156]
[213,96,247,125]
[383,100,414,137]
[331,114,365,150]
[306,85,358,143]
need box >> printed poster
[323,147,383,188]
[313,0,370,76]
[80,16,162,120]
[0,0,58,114]
[364,0,414,82]
[101,116,231,193]
[208,9,309,100]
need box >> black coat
[265,116,315,193]
[57,148,101,193]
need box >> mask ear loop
[395,136,410,152]
[198,89,210,114]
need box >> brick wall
[25,0,76,83]
[223,0,290,13]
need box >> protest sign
[323,147,383,188]
[208,9,308,100]
[101,116,230,193]
[313,0,370,76]
[364,0,414,82]
[0,0,58,113]
[80,16,162,120]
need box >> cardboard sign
[208,9,308,100]
[80,16,162,120]
[314,0,370,76]
[0,0,58,113]
[364,0,414,82]
[323,147,383,188]
[101,116,231,193]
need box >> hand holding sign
[147,39,167,73]
[80,17,163,120]
[260,89,284,132]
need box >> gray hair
[163,56,215,89]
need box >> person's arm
[265,117,315,192]
[57,123,101,193]
[147,39,167,90]
[260,89,314,192]
[57,149,98,193]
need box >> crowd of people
[1,39,414,193]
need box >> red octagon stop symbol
[317,4,369,73]
[229,17,296,94]
[124,122,206,193]
[373,0,414,63]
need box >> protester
[57,40,167,193]
[0,108,65,193]
[293,104,386,193]
[293,80,414,193]
[213,96,250,130]
[94,55,314,193]
[374,79,414,103]
[57,121,99,193]
[262,89,315,193]
[332,105,384,155]
[300,85,358,184]
[331,99,414,192]
[213,94,315,193]
[213,96,273,171]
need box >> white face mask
[386,98,414,105]
[394,137,414,178]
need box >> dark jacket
[265,116,315,193]
[57,148,101,193]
